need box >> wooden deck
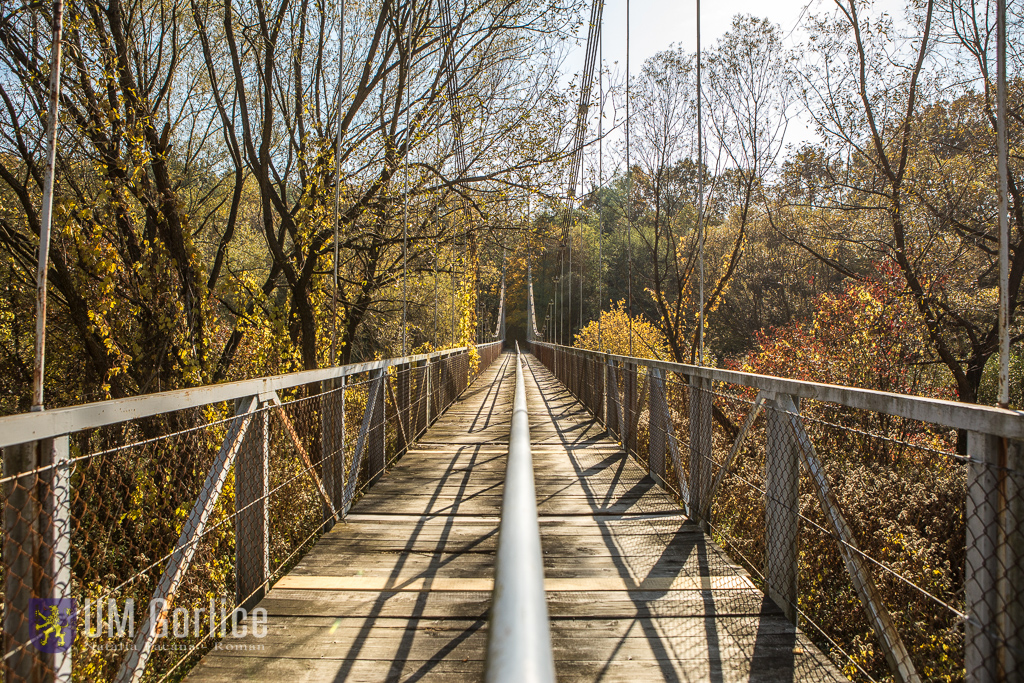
[186,351,846,682]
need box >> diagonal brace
[699,392,767,521]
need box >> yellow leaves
[574,301,668,359]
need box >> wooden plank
[184,656,824,683]
[196,617,814,660]
[253,588,776,619]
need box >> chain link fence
[530,341,1022,683]
[0,342,502,682]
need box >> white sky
[594,0,820,68]
[560,0,831,164]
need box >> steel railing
[485,343,555,683]
[0,341,503,682]
[529,340,1023,683]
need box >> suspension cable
[696,0,704,366]
[402,1,414,356]
[997,0,1009,406]
[626,0,633,356]
[30,0,64,411]
[330,0,345,367]
[437,0,467,351]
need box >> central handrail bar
[485,344,556,683]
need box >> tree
[631,17,793,365]
[0,0,584,410]
[574,300,668,359]
[792,0,1024,406]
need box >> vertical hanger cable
[330,0,345,367]
[626,0,633,356]
[598,20,603,351]
[402,1,414,356]
[697,0,705,366]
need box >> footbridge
[0,340,1021,682]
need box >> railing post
[236,396,269,611]
[51,437,71,683]
[606,357,621,440]
[648,368,668,487]
[367,368,386,481]
[780,394,919,682]
[573,352,582,399]
[118,395,261,682]
[396,363,411,452]
[765,394,800,624]
[687,376,712,523]
[966,432,1023,682]
[427,358,435,424]
[413,360,428,438]
[2,436,71,683]
[436,355,444,415]
[1003,438,1023,679]
[442,356,453,409]
[624,362,637,457]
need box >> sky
[560,0,829,163]
[592,0,819,69]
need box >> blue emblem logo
[30,598,76,652]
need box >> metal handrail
[485,343,556,683]
[0,341,503,448]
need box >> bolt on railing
[485,343,555,683]
[529,340,1023,683]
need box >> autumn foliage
[737,260,955,401]
[573,301,668,359]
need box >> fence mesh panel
[531,342,1023,682]
[0,344,502,682]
